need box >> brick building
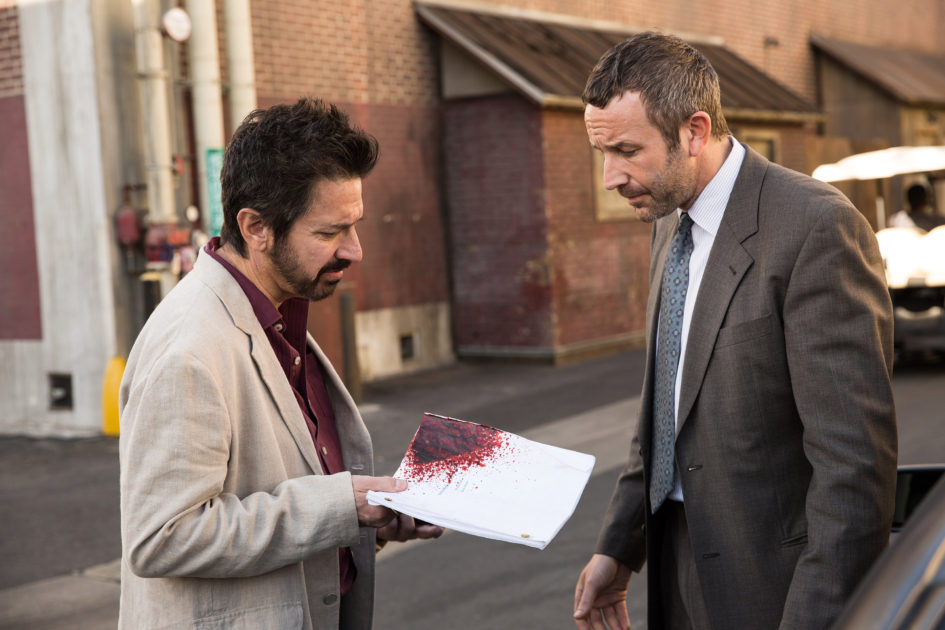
[2,0,943,435]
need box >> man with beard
[118,98,442,630]
[573,33,896,630]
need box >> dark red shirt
[204,238,356,594]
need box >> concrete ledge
[457,331,646,366]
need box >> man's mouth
[318,260,351,281]
[618,185,648,205]
[623,191,648,206]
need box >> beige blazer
[598,146,897,629]
[119,251,376,630]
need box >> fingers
[603,603,630,630]
[350,476,446,540]
[575,605,628,630]
[574,572,593,630]
[352,476,406,528]
[413,522,445,540]
[352,475,407,494]
[574,555,631,629]
[573,560,607,619]
[377,513,445,542]
[574,567,603,629]
[589,608,606,630]
[356,503,396,529]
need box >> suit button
[323,593,338,605]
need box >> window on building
[737,130,781,163]
[400,333,417,361]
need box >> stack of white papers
[367,413,596,549]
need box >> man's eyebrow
[321,216,365,230]
[594,140,642,154]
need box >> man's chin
[633,203,678,224]
[304,280,340,302]
[633,206,659,223]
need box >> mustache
[319,259,351,275]
[618,184,648,198]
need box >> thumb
[574,573,593,618]
[574,588,593,618]
[371,476,407,492]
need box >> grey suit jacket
[597,146,897,630]
[119,251,376,630]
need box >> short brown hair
[583,32,730,151]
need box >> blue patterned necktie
[650,212,694,513]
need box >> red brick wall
[248,0,448,370]
[491,0,945,104]
[444,96,554,350]
[0,4,42,340]
[250,0,449,312]
[0,2,23,99]
[541,109,652,347]
[251,0,439,106]
[214,0,945,359]
[347,102,450,312]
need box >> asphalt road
[369,353,945,630]
[1,349,943,629]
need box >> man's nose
[602,154,629,190]
[339,227,363,263]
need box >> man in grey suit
[572,33,897,630]
[119,98,442,629]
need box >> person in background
[887,183,945,231]
[119,97,442,630]
[573,32,897,630]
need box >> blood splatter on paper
[399,414,512,483]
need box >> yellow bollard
[102,356,125,436]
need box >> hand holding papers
[367,413,595,549]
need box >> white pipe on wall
[223,0,257,130]
[131,0,176,224]
[186,0,225,222]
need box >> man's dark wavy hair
[220,97,379,256]
[583,31,730,152]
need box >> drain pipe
[223,0,257,129]
[132,0,176,224]
[186,0,225,224]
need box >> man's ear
[684,111,712,157]
[235,208,272,253]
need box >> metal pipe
[223,0,258,130]
[186,0,225,222]
[131,0,176,223]
[340,292,362,404]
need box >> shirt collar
[680,137,745,236]
[204,237,283,330]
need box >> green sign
[206,148,224,236]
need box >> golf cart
[813,146,945,361]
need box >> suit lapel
[676,146,766,432]
[677,225,753,428]
[248,337,326,475]
[308,336,372,472]
[195,251,325,475]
